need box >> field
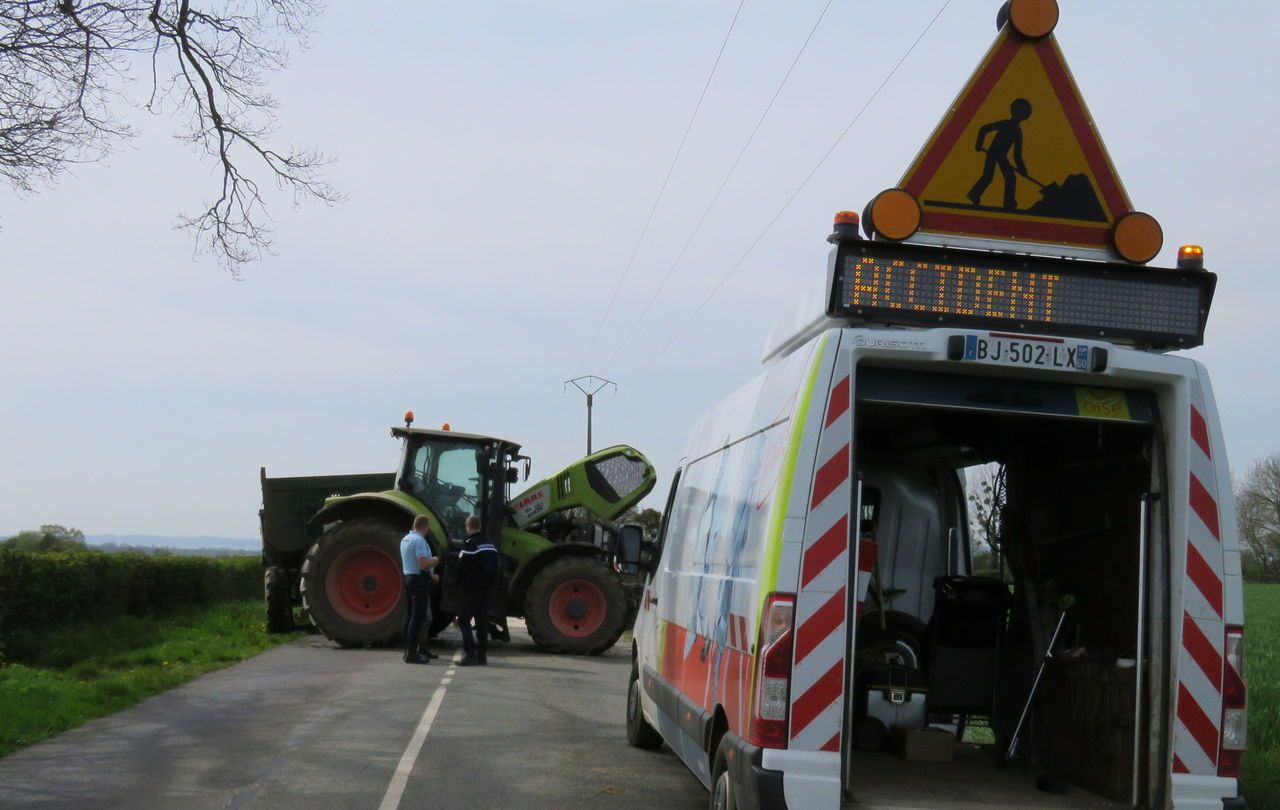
[0,600,303,757]
[1244,583,1279,807]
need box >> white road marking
[378,678,449,810]
[441,677,452,685]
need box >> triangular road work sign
[896,11,1138,256]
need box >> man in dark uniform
[455,515,499,666]
[400,515,439,665]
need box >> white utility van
[620,232,1245,810]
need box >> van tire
[300,519,405,648]
[264,566,293,633]
[710,738,737,810]
[626,665,663,750]
[857,610,928,671]
[525,556,628,654]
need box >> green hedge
[0,551,260,662]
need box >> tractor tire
[264,566,294,633]
[300,519,405,648]
[524,556,629,655]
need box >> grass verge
[0,599,303,757]
[1244,583,1279,808]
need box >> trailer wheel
[524,556,628,654]
[301,519,405,648]
[626,664,663,750]
[264,566,294,633]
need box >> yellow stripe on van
[756,333,829,633]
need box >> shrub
[0,550,259,662]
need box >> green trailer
[260,419,656,654]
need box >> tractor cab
[391,424,524,544]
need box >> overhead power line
[573,0,749,373]
[628,0,954,382]
[603,0,837,371]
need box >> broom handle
[1005,606,1070,762]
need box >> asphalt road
[0,624,706,810]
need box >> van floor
[843,746,1123,809]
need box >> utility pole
[564,375,616,455]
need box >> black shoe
[424,650,440,660]
[459,652,479,667]
[404,653,430,665]
[477,651,487,665]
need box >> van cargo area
[844,368,1162,808]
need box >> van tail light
[1218,625,1246,778]
[749,593,796,749]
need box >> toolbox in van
[856,664,927,750]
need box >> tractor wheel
[264,566,294,633]
[300,519,405,648]
[524,556,629,655]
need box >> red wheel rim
[548,578,607,638]
[325,547,401,624]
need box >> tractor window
[405,439,484,539]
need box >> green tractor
[259,417,656,654]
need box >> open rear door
[788,338,857,776]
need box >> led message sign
[827,240,1215,348]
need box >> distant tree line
[1238,451,1280,582]
[1,525,252,558]
[1,524,88,552]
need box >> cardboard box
[889,726,954,763]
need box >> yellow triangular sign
[898,8,1138,255]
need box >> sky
[1,1,1278,538]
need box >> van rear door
[788,337,860,759]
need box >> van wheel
[626,666,663,750]
[710,738,737,810]
[858,610,928,671]
[525,556,628,654]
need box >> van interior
[842,367,1164,809]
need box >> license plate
[960,333,1090,370]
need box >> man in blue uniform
[456,515,499,666]
[401,516,439,665]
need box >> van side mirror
[616,524,647,575]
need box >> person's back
[456,516,498,665]
[457,530,499,592]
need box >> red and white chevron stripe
[790,372,853,753]
[1172,400,1226,775]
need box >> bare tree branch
[0,0,339,272]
